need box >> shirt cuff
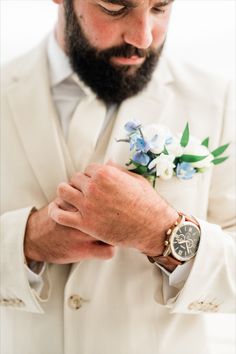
[157,258,194,290]
[24,262,46,293]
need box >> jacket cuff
[0,207,50,313]
[154,219,236,314]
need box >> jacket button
[68,295,82,310]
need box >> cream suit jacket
[1,40,235,354]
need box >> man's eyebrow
[155,0,174,6]
[99,0,174,7]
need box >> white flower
[191,153,214,168]
[142,124,172,154]
[183,137,213,168]
[148,153,175,180]
[166,137,184,157]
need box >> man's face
[63,0,173,103]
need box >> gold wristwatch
[148,212,201,270]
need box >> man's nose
[123,13,153,49]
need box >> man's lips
[110,55,145,66]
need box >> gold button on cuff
[15,299,25,307]
[0,298,25,307]
[188,301,219,313]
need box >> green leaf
[211,143,230,158]
[163,146,169,155]
[180,154,208,163]
[131,165,149,175]
[212,156,229,165]
[195,167,207,173]
[201,137,209,148]
[180,123,190,147]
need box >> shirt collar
[47,32,95,97]
[47,32,73,87]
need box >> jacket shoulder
[1,39,48,90]
[164,56,231,101]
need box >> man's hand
[24,200,115,264]
[48,163,179,257]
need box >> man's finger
[54,196,78,212]
[83,163,102,177]
[57,182,84,208]
[49,202,82,229]
[70,173,90,194]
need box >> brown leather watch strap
[147,255,182,272]
[178,211,199,227]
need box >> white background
[0,1,235,353]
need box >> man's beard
[64,1,164,104]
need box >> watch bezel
[169,221,201,262]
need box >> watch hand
[186,242,190,254]
[178,239,187,244]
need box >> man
[0,1,235,354]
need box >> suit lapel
[7,41,68,202]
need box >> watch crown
[164,240,169,246]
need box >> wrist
[142,205,179,257]
[24,206,49,263]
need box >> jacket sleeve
[0,207,50,313]
[155,82,236,314]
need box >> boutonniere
[117,120,229,188]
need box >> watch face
[170,222,201,261]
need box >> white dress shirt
[26,32,193,294]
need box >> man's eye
[99,3,126,17]
[152,7,167,14]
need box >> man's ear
[52,0,64,4]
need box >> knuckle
[94,166,105,180]
[96,165,114,181]
[75,171,83,179]
[86,180,97,196]
[57,182,67,196]
[56,212,67,225]
[70,172,83,186]
[87,162,99,170]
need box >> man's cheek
[82,16,122,49]
[152,24,169,47]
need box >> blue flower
[129,133,140,150]
[125,120,141,134]
[133,151,150,166]
[176,162,196,180]
[135,137,150,153]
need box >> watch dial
[172,223,200,261]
